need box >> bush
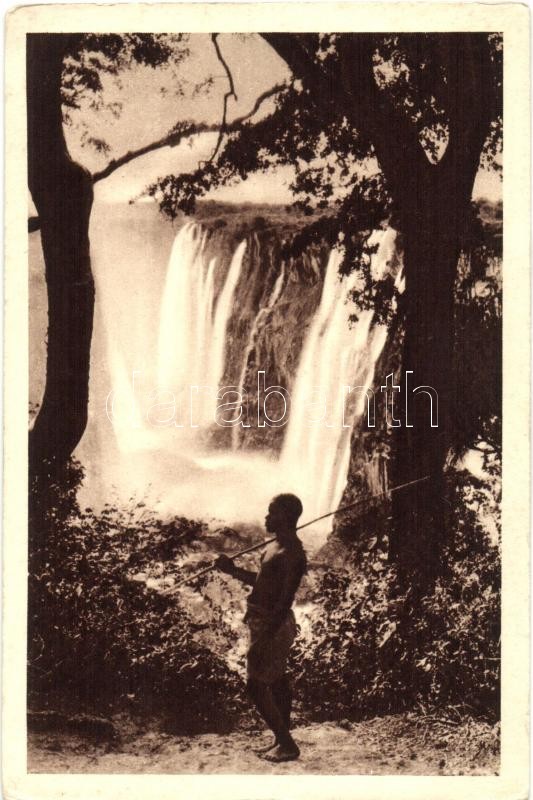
[292,467,500,722]
[29,460,499,731]
[28,460,246,733]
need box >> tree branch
[28,216,41,233]
[439,34,496,194]
[92,121,211,183]
[262,34,432,204]
[28,81,286,231]
[92,82,284,184]
[208,33,238,164]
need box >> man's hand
[214,554,235,575]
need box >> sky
[69,32,291,204]
[66,33,502,207]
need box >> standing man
[216,493,307,762]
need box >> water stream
[78,206,397,549]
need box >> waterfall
[232,263,286,449]
[279,230,396,531]
[157,222,246,426]
[208,239,247,417]
[81,201,399,549]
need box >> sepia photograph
[2,3,530,797]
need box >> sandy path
[28,716,499,775]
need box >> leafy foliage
[62,34,189,110]
[452,202,502,460]
[61,34,191,154]
[29,458,499,729]
[292,468,500,722]
[28,462,246,733]
[148,33,502,323]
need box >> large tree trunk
[386,36,495,587]
[389,186,462,586]
[27,34,94,475]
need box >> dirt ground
[28,713,499,775]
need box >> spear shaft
[164,474,430,594]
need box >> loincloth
[245,605,297,684]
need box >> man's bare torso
[247,539,306,619]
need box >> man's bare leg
[247,679,299,761]
[272,676,292,729]
[264,677,299,762]
[254,676,292,754]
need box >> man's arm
[215,555,257,586]
[231,565,257,586]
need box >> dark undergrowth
[28,459,499,737]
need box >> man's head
[265,493,303,534]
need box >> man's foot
[253,738,278,755]
[263,743,300,762]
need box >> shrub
[28,461,246,733]
[291,467,500,722]
[28,459,499,730]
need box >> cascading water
[157,222,246,427]
[232,263,286,450]
[78,199,398,550]
[277,229,396,533]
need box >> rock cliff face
[68,199,358,536]
[185,204,402,541]
[331,319,402,553]
[199,212,330,451]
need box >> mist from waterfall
[81,205,396,550]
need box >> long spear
[162,474,430,594]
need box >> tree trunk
[386,31,495,587]
[27,34,94,475]
[389,182,462,587]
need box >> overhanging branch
[28,83,287,233]
[92,121,212,183]
[91,82,285,184]
[28,81,287,231]
[262,33,433,202]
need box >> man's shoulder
[263,541,283,560]
[265,538,306,565]
[282,540,307,566]
[288,537,306,556]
